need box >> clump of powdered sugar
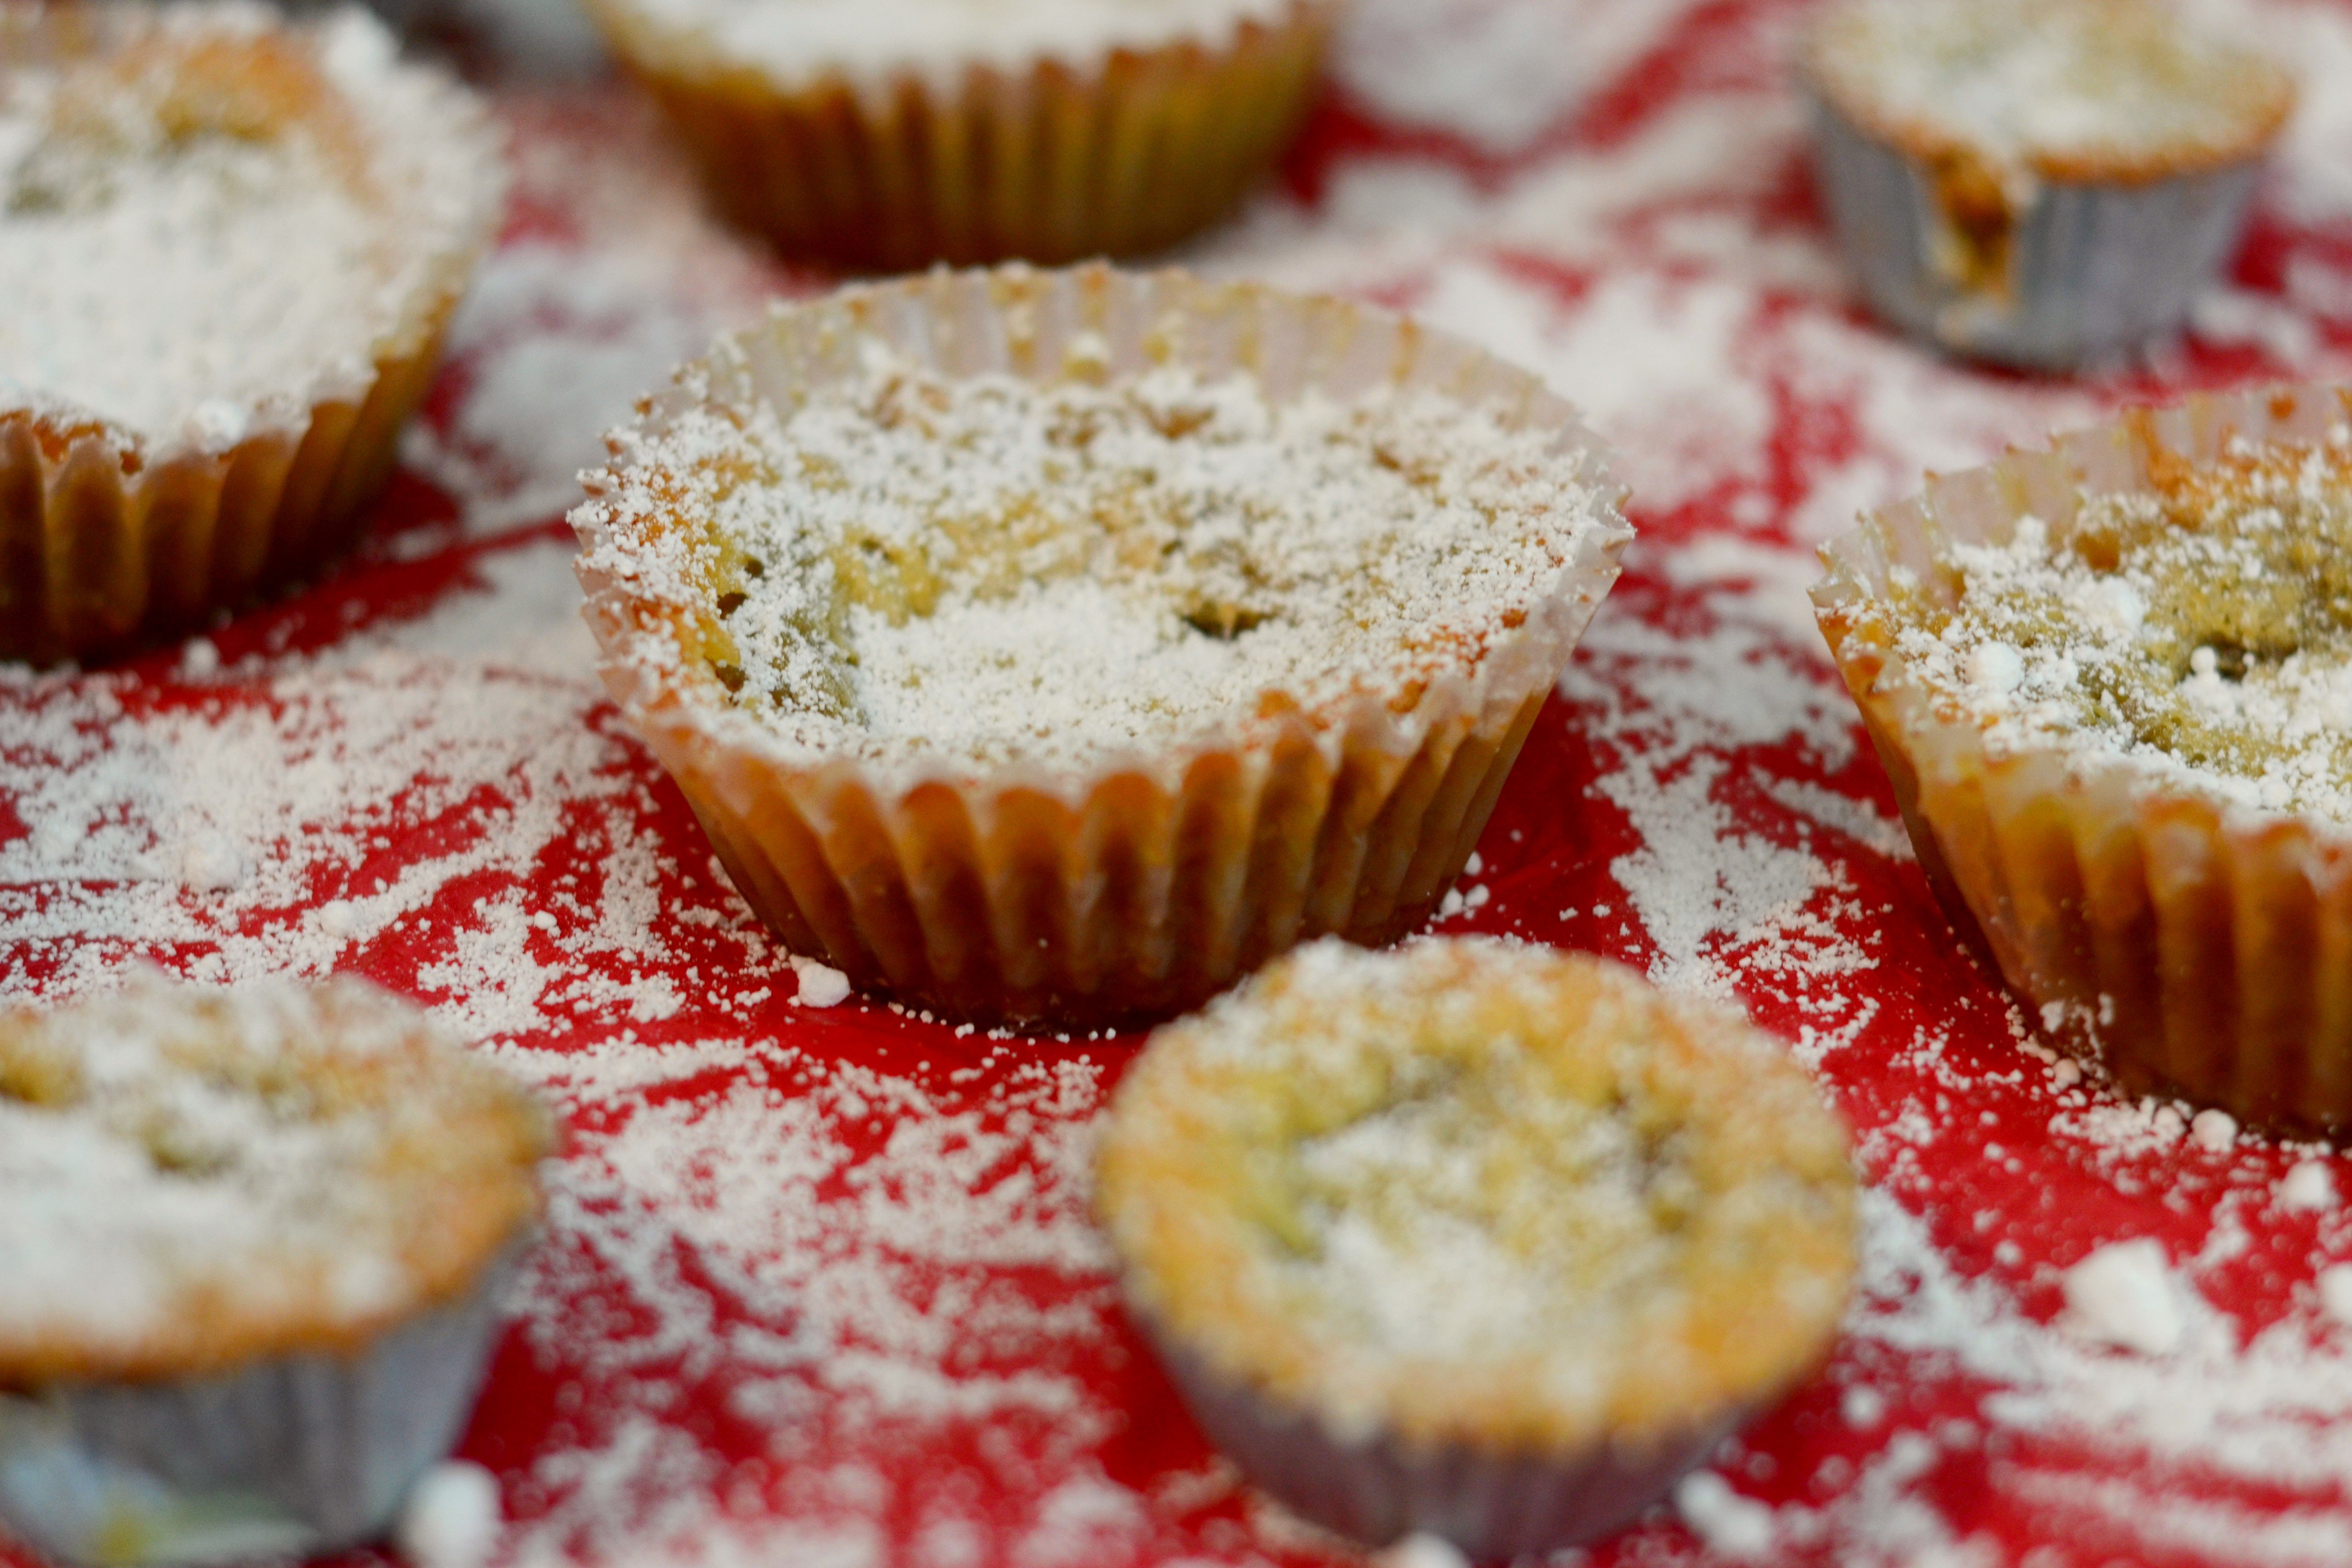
[582,349,1616,773]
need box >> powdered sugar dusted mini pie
[0,1,504,665]
[1799,0,2293,369]
[1093,937,1858,1558]
[0,975,550,1565]
[1816,382,2352,1134]
[580,0,1336,269]
[573,264,1631,1027]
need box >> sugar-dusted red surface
[13,3,2352,1564]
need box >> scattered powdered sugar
[586,351,1614,772]
[1336,0,1713,153]
[9,3,2352,1561]
[0,3,501,450]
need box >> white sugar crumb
[791,956,851,1009]
[396,1460,502,1568]
[1374,1530,1472,1568]
[177,831,248,893]
[2062,1240,2187,1356]
[1843,1383,1888,1428]
[2190,1109,2238,1153]
[2282,1160,2338,1212]
[0,3,502,451]
[1675,1470,1778,1558]
[2318,1265,2352,1326]
[581,350,1612,775]
[178,638,221,680]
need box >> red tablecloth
[13,3,2352,1563]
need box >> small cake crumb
[1675,1471,1778,1558]
[2282,1159,2337,1212]
[2061,1239,2185,1355]
[178,638,220,679]
[792,958,852,1009]
[395,1460,502,1568]
[1374,1531,1471,1568]
[2190,1109,2238,1152]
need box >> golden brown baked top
[578,331,1620,776]
[0,976,551,1385]
[1093,937,1857,1452]
[1873,435,2352,823]
[0,0,502,452]
[1802,0,2294,185]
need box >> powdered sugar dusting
[582,348,1616,772]
[0,3,501,449]
[10,2,2352,1562]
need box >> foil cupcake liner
[0,4,505,669]
[574,264,1632,1028]
[1813,380,2352,1132]
[1803,92,2269,372]
[580,0,1337,270]
[0,1244,523,1567]
[1145,1324,1736,1557]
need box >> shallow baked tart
[1814,381,2352,1133]
[0,0,504,666]
[0,976,550,1566]
[571,264,1631,1027]
[1798,0,2293,370]
[579,0,1337,270]
[1094,937,1858,1557]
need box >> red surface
[11,5,2352,1564]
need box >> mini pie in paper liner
[572,263,1633,1028]
[1796,0,2294,371]
[0,2,504,668]
[1093,939,1858,1558]
[579,0,1337,271]
[1814,381,2352,1133]
[0,978,551,1566]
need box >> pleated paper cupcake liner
[1814,381,2352,1132]
[1142,1322,1737,1558]
[0,287,465,669]
[582,0,1337,271]
[0,1243,523,1568]
[575,264,1632,1028]
[1802,92,2270,372]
